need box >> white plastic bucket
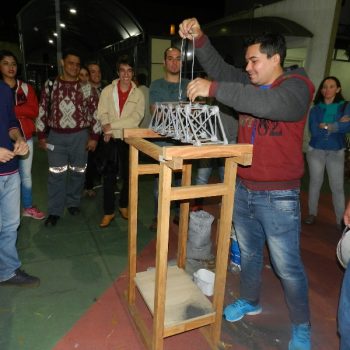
[193,268,215,296]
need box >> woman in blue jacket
[305,76,350,229]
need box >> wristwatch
[324,124,328,130]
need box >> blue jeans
[19,138,34,208]
[0,173,21,281]
[233,180,310,324]
[196,139,236,186]
[196,159,225,185]
[338,266,350,350]
[306,147,345,225]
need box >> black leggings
[102,139,129,214]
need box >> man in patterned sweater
[36,49,100,226]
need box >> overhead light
[48,39,54,44]
[33,26,39,32]
[53,32,58,37]
[69,8,77,14]
[60,23,66,28]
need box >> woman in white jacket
[97,55,144,227]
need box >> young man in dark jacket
[179,18,315,350]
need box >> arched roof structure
[17,0,144,63]
[200,16,313,68]
[203,16,313,38]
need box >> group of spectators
[1,15,350,350]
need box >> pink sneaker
[23,207,46,220]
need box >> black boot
[44,215,60,226]
[67,207,80,216]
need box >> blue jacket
[309,101,350,151]
[0,81,20,175]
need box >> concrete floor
[0,140,345,350]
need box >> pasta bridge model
[149,101,228,146]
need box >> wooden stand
[124,129,252,350]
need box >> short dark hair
[116,54,135,71]
[0,50,19,80]
[245,32,286,66]
[62,48,81,60]
[79,65,90,74]
[86,60,101,68]
[136,73,147,86]
[163,47,181,60]
[314,76,345,104]
[0,50,18,65]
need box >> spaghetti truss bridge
[149,102,228,146]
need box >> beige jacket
[97,79,144,139]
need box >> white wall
[285,48,307,68]
[150,38,171,82]
[285,48,350,99]
[330,60,350,100]
[254,0,339,91]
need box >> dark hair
[163,46,181,60]
[0,50,18,65]
[245,32,286,66]
[80,65,89,74]
[116,54,134,71]
[62,48,81,60]
[86,61,101,68]
[314,76,345,104]
[0,50,19,80]
[136,73,147,86]
[197,71,208,79]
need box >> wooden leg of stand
[128,145,139,304]
[209,158,237,345]
[152,163,172,350]
[177,163,192,268]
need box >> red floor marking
[53,193,343,350]
[53,227,213,350]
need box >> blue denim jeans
[233,180,310,324]
[306,147,345,225]
[19,138,34,208]
[196,139,236,186]
[0,172,21,281]
[196,159,225,185]
[338,265,350,350]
